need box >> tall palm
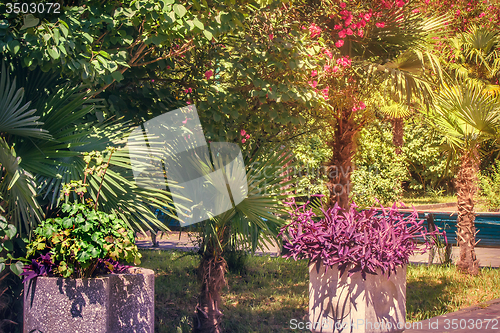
[192,144,298,333]
[292,0,446,209]
[429,83,500,275]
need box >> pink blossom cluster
[309,23,322,38]
[352,100,366,112]
[204,70,213,80]
[240,129,250,143]
[336,56,351,67]
[332,1,408,48]
[184,87,193,93]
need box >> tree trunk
[392,117,404,155]
[193,255,227,333]
[326,108,357,210]
[455,149,480,275]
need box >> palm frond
[0,138,42,234]
[0,62,50,139]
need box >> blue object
[399,210,500,247]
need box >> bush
[479,160,500,211]
[402,119,457,194]
[351,120,407,207]
[24,202,141,279]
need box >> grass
[141,250,500,333]
[406,263,500,322]
[401,195,456,206]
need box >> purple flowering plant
[280,199,446,279]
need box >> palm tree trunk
[326,108,357,210]
[193,254,227,333]
[455,148,480,275]
[392,117,404,155]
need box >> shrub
[351,120,407,207]
[23,202,141,279]
[479,160,500,211]
[280,200,444,279]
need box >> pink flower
[360,20,367,28]
[339,30,346,38]
[456,9,461,15]
[311,70,318,77]
[324,49,333,59]
[334,24,342,30]
[245,134,250,139]
[335,39,344,48]
[346,28,353,35]
[269,34,274,40]
[344,15,352,26]
[412,9,420,13]
[186,101,191,105]
[151,79,155,82]
[332,66,339,73]
[205,70,213,80]
[357,29,364,37]
[309,23,322,38]
[336,56,351,67]
[479,12,486,18]
[240,129,246,136]
[364,13,371,21]
[375,22,385,28]
[309,80,318,88]
[359,101,366,109]
[324,64,331,72]
[340,2,346,8]
[321,86,329,100]
[242,139,246,143]
[397,0,405,7]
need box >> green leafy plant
[0,215,25,276]
[351,120,408,207]
[479,160,500,211]
[23,150,141,279]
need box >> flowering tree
[290,0,444,209]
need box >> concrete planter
[309,262,406,333]
[24,267,154,333]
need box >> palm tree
[447,25,500,90]
[290,0,445,209]
[0,62,46,231]
[0,61,178,235]
[429,83,500,275]
[192,144,297,333]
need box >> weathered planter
[24,267,154,333]
[309,262,406,333]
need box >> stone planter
[24,267,154,333]
[309,262,406,333]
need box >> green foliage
[0,216,26,277]
[479,160,500,211]
[290,131,331,197]
[402,118,456,192]
[26,202,141,278]
[351,120,407,207]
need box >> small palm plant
[192,144,298,333]
[429,82,500,275]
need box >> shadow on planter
[24,267,154,333]
[309,262,406,333]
